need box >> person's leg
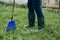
[26,0,35,27]
[34,0,44,30]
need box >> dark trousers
[27,0,44,28]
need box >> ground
[0,4,60,40]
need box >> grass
[0,4,60,40]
